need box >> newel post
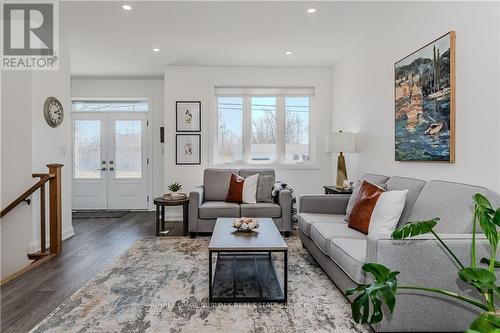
[47,164,63,255]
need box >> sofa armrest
[366,233,491,285]
[365,233,494,331]
[299,194,350,215]
[278,189,292,232]
[189,186,204,232]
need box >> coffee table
[208,217,288,303]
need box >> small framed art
[176,134,201,165]
[176,101,201,132]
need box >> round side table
[153,197,189,236]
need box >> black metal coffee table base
[209,250,287,303]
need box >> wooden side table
[153,197,189,236]
[323,186,353,195]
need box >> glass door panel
[74,120,102,179]
[115,120,142,179]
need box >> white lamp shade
[326,132,357,153]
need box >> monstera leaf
[473,194,498,249]
[459,267,500,295]
[467,312,500,333]
[346,263,400,324]
[391,218,439,240]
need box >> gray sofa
[298,174,500,332]
[189,168,292,237]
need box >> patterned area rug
[31,236,370,333]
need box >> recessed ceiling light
[285,51,293,55]
[307,8,317,14]
[153,48,160,53]
[122,4,132,10]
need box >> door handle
[109,167,115,171]
[100,167,107,171]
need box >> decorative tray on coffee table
[232,217,259,232]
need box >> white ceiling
[61,1,375,76]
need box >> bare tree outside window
[216,95,310,164]
[285,97,309,161]
[217,97,243,162]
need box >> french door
[72,113,148,210]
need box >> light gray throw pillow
[256,175,274,203]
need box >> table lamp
[326,131,357,189]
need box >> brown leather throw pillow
[348,181,385,234]
[226,173,245,203]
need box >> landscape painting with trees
[395,31,455,162]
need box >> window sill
[211,162,320,170]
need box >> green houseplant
[347,194,500,332]
[168,182,182,193]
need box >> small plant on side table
[168,182,182,193]
[347,193,500,332]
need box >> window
[217,97,243,163]
[72,99,148,112]
[285,97,309,161]
[215,88,313,165]
[251,97,276,161]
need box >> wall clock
[44,97,64,128]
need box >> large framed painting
[395,31,455,162]
[176,101,201,132]
[176,134,201,165]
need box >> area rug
[31,236,370,333]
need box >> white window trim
[211,89,318,169]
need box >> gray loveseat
[298,174,500,332]
[189,168,292,237]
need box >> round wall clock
[44,97,64,128]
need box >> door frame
[71,97,152,210]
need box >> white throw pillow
[242,174,259,204]
[368,189,408,235]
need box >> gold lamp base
[336,152,347,189]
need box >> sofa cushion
[298,213,346,237]
[407,180,491,233]
[329,238,367,284]
[204,169,238,201]
[310,222,366,255]
[226,173,245,203]
[199,201,240,219]
[348,181,385,234]
[346,174,389,221]
[241,203,281,218]
[256,175,275,203]
[385,176,426,226]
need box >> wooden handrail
[0,174,52,218]
[0,164,64,284]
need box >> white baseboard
[29,225,75,253]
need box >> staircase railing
[1,164,63,261]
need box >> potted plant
[347,193,500,332]
[167,182,185,200]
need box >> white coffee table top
[208,218,288,251]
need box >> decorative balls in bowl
[232,217,259,232]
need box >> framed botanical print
[176,101,201,132]
[394,31,455,162]
[176,134,201,165]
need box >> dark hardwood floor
[0,212,185,333]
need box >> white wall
[1,44,73,278]
[30,44,74,252]
[1,71,34,279]
[331,1,500,191]
[71,78,165,207]
[164,66,332,217]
